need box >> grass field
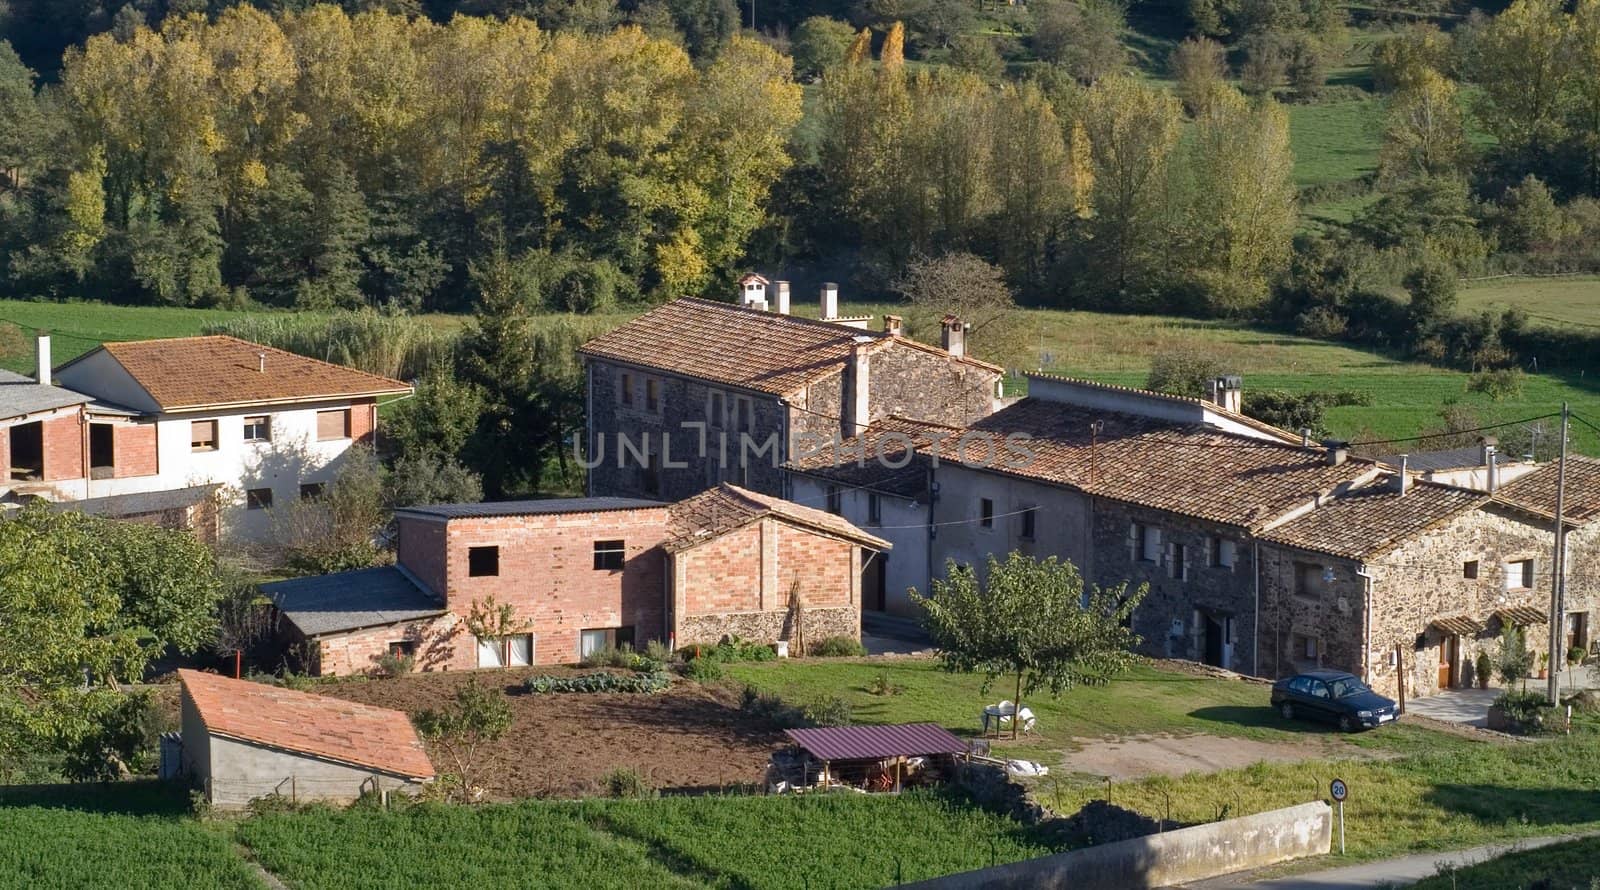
[1410,834,1600,889]
[1458,276,1600,329]
[1287,98,1385,188]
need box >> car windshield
[1329,677,1369,698]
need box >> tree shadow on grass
[0,779,191,817]
[1424,784,1600,829]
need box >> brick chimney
[883,314,903,336]
[1323,439,1349,466]
[940,315,965,358]
[773,280,791,315]
[35,334,50,386]
[846,336,872,438]
[821,283,839,321]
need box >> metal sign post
[1329,778,1348,855]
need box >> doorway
[862,554,887,612]
[1203,615,1225,667]
[1438,634,1459,689]
[89,424,114,479]
[1568,612,1589,655]
[7,421,42,480]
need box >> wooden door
[1438,635,1457,689]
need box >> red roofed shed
[772,723,969,793]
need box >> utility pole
[1547,403,1569,703]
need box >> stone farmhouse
[578,282,1004,503]
[2,334,410,542]
[264,483,887,676]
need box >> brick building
[578,286,1003,503]
[264,484,888,676]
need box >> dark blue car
[1270,670,1398,732]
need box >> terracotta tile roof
[70,336,411,411]
[785,416,954,498]
[1493,457,1600,524]
[1261,479,1488,560]
[950,398,1376,530]
[578,298,998,396]
[665,483,890,552]
[177,669,434,779]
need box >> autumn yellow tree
[1379,69,1468,184]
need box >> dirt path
[1059,733,1363,781]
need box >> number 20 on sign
[1329,778,1348,855]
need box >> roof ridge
[672,296,892,339]
[1024,371,1304,443]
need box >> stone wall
[866,340,998,430]
[1257,545,1367,684]
[677,605,859,650]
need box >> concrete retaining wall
[903,801,1332,890]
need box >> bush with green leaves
[523,672,672,695]
[809,637,867,658]
[374,651,415,678]
[602,768,657,799]
[739,684,806,729]
[679,636,777,664]
[1493,690,1558,734]
[801,695,853,727]
[684,657,725,683]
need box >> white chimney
[1208,375,1243,414]
[821,283,839,321]
[1323,440,1349,466]
[1487,452,1500,493]
[1479,436,1498,467]
[35,335,50,386]
[258,352,267,373]
[738,274,768,311]
[1394,455,1410,496]
[846,336,871,438]
[940,315,965,358]
[883,314,903,336]
[774,280,791,315]
[1300,428,1313,447]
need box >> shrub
[1493,690,1557,734]
[1294,306,1347,339]
[679,636,776,664]
[1467,368,1524,400]
[810,636,867,658]
[739,684,806,728]
[523,672,672,695]
[802,695,853,727]
[684,657,724,683]
[602,768,657,799]
[868,673,904,696]
[1569,646,1588,667]
[643,639,676,665]
[374,651,415,678]
[1475,650,1493,688]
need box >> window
[980,498,994,528]
[316,409,349,441]
[476,636,503,668]
[1309,680,1331,700]
[386,640,416,657]
[868,493,882,525]
[593,540,626,571]
[641,449,661,497]
[1293,633,1319,661]
[190,420,218,452]
[243,415,271,443]
[708,391,726,428]
[1210,537,1235,569]
[1505,558,1535,590]
[645,378,661,412]
[89,423,114,478]
[1019,507,1037,540]
[1170,542,1187,580]
[1463,559,1480,580]
[245,488,273,510]
[826,485,842,515]
[620,373,634,407]
[732,396,755,433]
[581,627,635,657]
[477,633,534,668]
[1294,562,1322,600]
[1134,523,1160,562]
[299,482,326,500]
[468,545,500,577]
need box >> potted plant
[1475,650,1493,689]
[1538,652,1549,680]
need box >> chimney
[883,314,903,336]
[1478,435,1498,467]
[940,315,965,358]
[34,334,50,386]
[821,283,839,321]
[257,352,267,373]
[1300,428,1313,448]
[1487,452,1500,493]
[738,274,768,311]
[1208,375,1243,414]
[774,280,791,315]
[1394,454,1410,496]
[846,336,871,438]
[1323,439,1349,466]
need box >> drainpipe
[778,397,791,500]
[584,362,595,497]
[1357,565,1374,686]
[1252,540,1262,677]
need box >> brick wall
[313,614,469,677]
[42,414,83,482]
[113,422,159,478]
[350,398,376,446]
[397,517,449,597]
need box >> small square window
[593,540,626,571]
[299,482,326,500]
[868,493,882,524]
[645,378,661,412]
[316,409,349,441]
[980,498,994,528]
[386,640,416,657]
[468,545,500,577]
[826,485,842,515]
[1463,559,1480,580]
[1211,537,1235,569]
[190,420,218,452]
[1019,507,1036,540]
[243,415,270,443]
[1505,558,1534,590]
[245,488,272,510]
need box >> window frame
[1171,541,1187,579]
[1463,559,1480,580]
[1210,536,1235,569]
[867,492,882,525]
[190,419,218,452]
[826,485,842,515]
[645,377,661,413]
[708,391,726,429]
[979,498,995,529]
[1019,506,1037,540]
[386,640,416,657]
[1505,558,1535,590]
[245,487,273,510]
[243,415,271,443]
[593,539,626,571]
[468,545,501,578]
[620,372,634,407]
[315,409,350,442]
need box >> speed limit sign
[1330,778,1348,802]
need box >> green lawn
[1410,834,1600,889]
[1287,98,1385,188]
[0,783,262,890]
[1049,733,1600,865]
[1458,276,1600,330]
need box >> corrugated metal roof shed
[784,723,967,762]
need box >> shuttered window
[190,420,217,452]
[316,409,349,441]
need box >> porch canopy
[1430,615,1484,636]
[1495,606,1549,627]
[784,723,968,763]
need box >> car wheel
[1338,715,1355,733]
[1280,702,1295,720]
